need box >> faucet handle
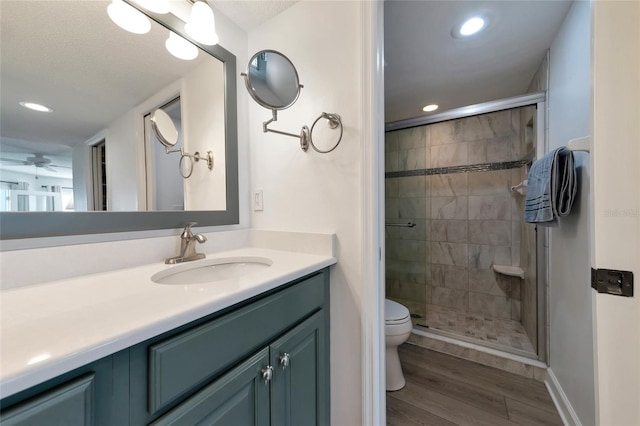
[181,222,198,238]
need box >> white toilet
[385,298,413,391]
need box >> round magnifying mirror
[150,108,178,147]
[244,50,302,110]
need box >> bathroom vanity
[0,247,333,425]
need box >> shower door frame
[386,92,549,363]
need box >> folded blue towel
[524,147,577,224]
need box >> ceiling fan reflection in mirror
[0,153,71,174]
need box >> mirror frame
[0,1,239,240]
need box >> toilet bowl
[385,299,413,391]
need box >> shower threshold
[414,307,537,359]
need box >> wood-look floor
[387,345,563,426]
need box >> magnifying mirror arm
[164,146,183,155]
[164,146,214,170]
[262,110,310,151]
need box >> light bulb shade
[166,31,199,61]
[107,0,151,34]
[185,1,219,46]
[132,0,170,14]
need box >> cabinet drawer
[148,271,326,413]
[0,374,94,426]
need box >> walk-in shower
[385,93,546,360]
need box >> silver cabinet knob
[279,353,290,369]
[261,365,273,384]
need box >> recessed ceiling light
[19,102,53,113]
[452,16,487,39]
[422,104,439,112]
[460,17,485,36]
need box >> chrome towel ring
[309,112,343,154]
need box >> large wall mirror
[0,0,239,239]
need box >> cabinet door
[270,310,328,426]
[151,348,270,426]
[0,375,95,426]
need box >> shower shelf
[492,265,525,279]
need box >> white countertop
[0,247,336,399]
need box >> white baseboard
[545,368,582,426]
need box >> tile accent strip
[385,151,535,179]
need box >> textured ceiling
[385,0,573,123]
[210,0,297,31]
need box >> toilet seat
[385,299,412,336]
[385,299,410,324]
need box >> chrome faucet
[165,222,207,264]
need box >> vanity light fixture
[166,31,199,61]
[131,0,170,14]
[19,101,53,113]
[185,1,219,46]
[107,0,151,34]
[452,15,487,39]
[422,104,439,112]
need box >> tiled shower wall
[385,108,536,327]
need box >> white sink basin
[151,256,273,285]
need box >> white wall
[248,2,365,424]
[591,1,640,424]
[546,2,595,425]
[105,111,140,211]
[182,58,226,210]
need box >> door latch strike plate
[591,268,634,297]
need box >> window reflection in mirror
[0,0,226,213]
[0,149,73,212]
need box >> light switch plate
[253,189,263,211]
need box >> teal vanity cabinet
[150,312,326,426]
[0,268,330,426]
[0,353,130,426]
[132,269,330,425]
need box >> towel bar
[567,136,590,153]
